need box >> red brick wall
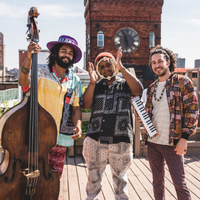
[85,0,163,70]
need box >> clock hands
[123,30,129,48]
[114,28,140,53]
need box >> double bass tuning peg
[27,24,31,28]
[26,34,32,41]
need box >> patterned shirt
[144,73,199,146]
[86,77,134,144]
[22,64,82,146]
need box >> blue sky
[0,0,200,70]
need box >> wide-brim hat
[46,35,82,64]
[94,52,115,68]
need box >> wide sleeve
[181,77,199,139]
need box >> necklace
[154,81,166,101]
[58,73,66,81]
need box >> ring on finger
[31,50,34,54]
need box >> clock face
[114,27,140,53]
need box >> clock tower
[84,0,164,88]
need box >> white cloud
[0,3,82,19]
[0,3,27,18]
[38,5,82,19]
[188,19,200,26]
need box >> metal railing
[0,88,18,103]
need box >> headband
[151,49,170,59]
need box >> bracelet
[27,56,31,61]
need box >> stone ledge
[187,140,200,147]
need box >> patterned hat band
[46,35,82,64]
[58,38,76,45]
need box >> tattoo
[21,65,30,75]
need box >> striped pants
[147,142,191,200]
[83,136,133,200]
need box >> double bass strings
[33,52,39,187]
[27,52,39,191]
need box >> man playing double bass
[18,35,83,180]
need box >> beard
[56,56,73,69]
[158,68,168,77]
[154,67,168,77]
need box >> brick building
[84,0,164,88]
[18,49,50,69]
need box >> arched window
[149,32,155,48]
[97,31,104,47]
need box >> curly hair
[46,43,76,72]
[149,45,177,72]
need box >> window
[97,31,104,47]
[87,34,90,55]
[149,32,155,48]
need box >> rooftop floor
[59,153,200,200]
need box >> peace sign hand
[88,62,98,84]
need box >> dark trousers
[147,142,191,200]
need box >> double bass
[0,7,60,200]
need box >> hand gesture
[71,125,82,140]
[116,47,123,71]
[88,62,98,84]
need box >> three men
[18,34,199,200]
[18,35,83,179]
[82,48,143,200]
[145,45,199,200]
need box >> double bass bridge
[20,169,40,179]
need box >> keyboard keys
[131,96,158,139]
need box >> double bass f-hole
[5,154,22,183]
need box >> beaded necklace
[154,81,166,101]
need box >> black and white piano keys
[131,96,158,139]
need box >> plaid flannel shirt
[143,73,199,146]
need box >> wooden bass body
[0,95,60,200]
